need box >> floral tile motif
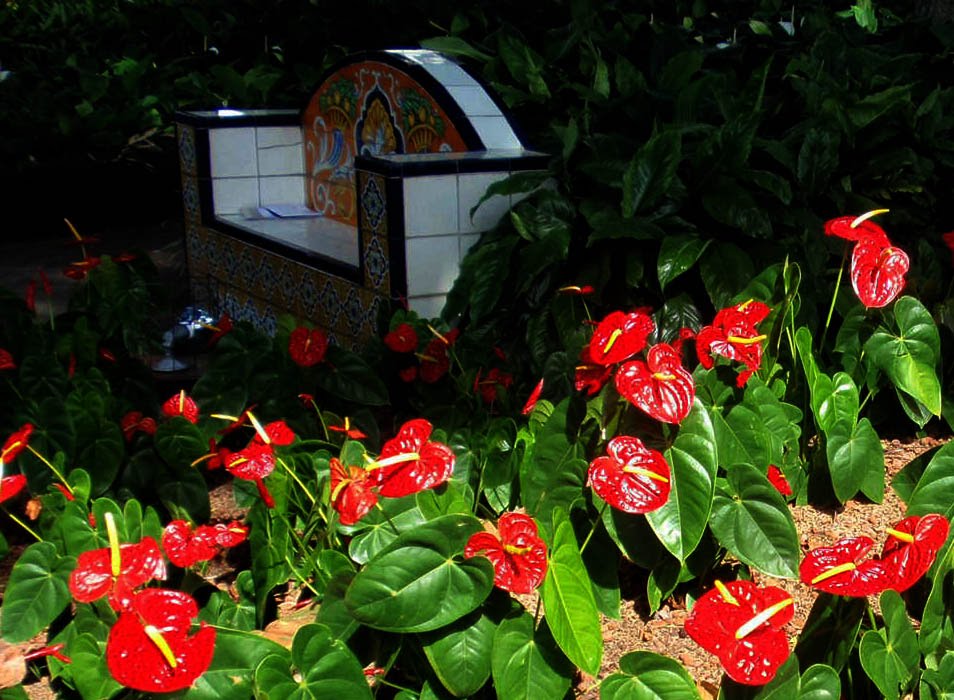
[180,174,201,225]
[319,280,342,328]
[239,248,258,290]
[364,235,389,289]
[299,273,319,319]
[344,287,369,336]
[277,264,299,309]
[257,257,279,298]
[361,176,386,232]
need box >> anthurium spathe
[0,474,27,503]
[695,300,770,387]
[850,237,909,308]
[799,536,894,596]
[161,391,199,424]
[879,514,950,592]
[464,512,548,594]
[373,418,455,498]
[575,346,613,397]
[330,457,378,526]
[588,309,654,366]
[106,588,215,693]
[614,343,695,424]
[824,210,891,243]
[161,520,248,568]
[0,348,15,370]
[1,424,33,465]
[288,326,328,367]
[684,580,794,686]
[384,322,418,353]
[587,436,671,514]
[225,442,276,508]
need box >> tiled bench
[175,50,546,346]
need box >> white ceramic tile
[259,175,305,206]
[403,175,459,237]
[209,128,258,177]
[406,235,461,296]
[256,126,302,148]
[446,85,501,116]
[258,144,304,176]
[459,233,481,260]
[469,116,522,150]
[212,177,260,214]
[422,60,479,87]
[458,172,511,233]
[408,295,446,320]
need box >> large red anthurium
[880,514,950,592]
[798,536,894,597]
[106,588,215,693]
[464,512,548,594]
[588,310,655,366]
[371,419,455,498]
[614,343,695,424]
[329,457,379,526]
[685,579,794,686]
[824,210,891,244]
[850,237,909,309]
[588,436,671,514]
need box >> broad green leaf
[859,590,920,698]
[906,440,954,519]
[422,606,498,697]
[813,372,860,435]
[795,593,866,672]
[920,536,954,662]
[316,346,389,406]
[346,495,427,564]
[599,650,699,699]
[75,418,123,495]
[491,612,574,700]
[419,35,493,61]
[183,629,289,700]
[826,418,884,503]
[249,503,291,624]
[622,130,682,216]
[797,128,839,195]
[657,235,710,291]
[798,664,841,700]
[253,624,372,700]
[647,400,717,562]
[345,514,494,632]
[919,650,954,699]
[701,177,772,238]
[154,417,208,467]
[315,570,359,641]
[700,243,755,309]
[865,296,942,417]
[540,507,603,676]
[71,632,122,700]
[0,542,74,642]
[710,463,800,578]
[200,571,256,630]
[890,444,938,504]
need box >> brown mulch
[6,436,947,698]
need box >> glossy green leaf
[812,372,860,435]
[419,35,493,61]
[864,296,941,417]
[200,570,256,631]
[345,514,494,632]
[710,463,800,578]
[647,400,717,562]
[906,440,954,519]
[422,606,497,697]
[657,235,710,291]
[599,650,699,699]
[794,593,866,672]
[154,416,208,467]
[315,570,359,641]
[919,650,954,699]
[316,346,389,406]
[700,243,756,309]
[254,624,372,700]
[184,629,289,700]
[0,542,74,642]
[826,418,884,503]
[71,632,122,700]
[540,507,603,676]
[491,612,574,700]
[346,495,427,564]
[622,129,681,216]
[859,590,919,698]
[798,664,842,700]
[920,536,954,662]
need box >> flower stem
[26,445,73,495]
[374,501,401,535]
[579,501,609,555]
[276,456,316,505]
[4,509,42,541]
[819,245,848,352]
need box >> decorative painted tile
[361,175,386,232]
[364,235,388,289]
[181,175,201,224]
[343,287,367,336]
[319,280,342,328]
[239,248,258,289]
[299,272,319,319]
[257,257,279,298]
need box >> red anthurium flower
[162,520,220,568]
[25,279,36,312]
[522,379,544,415]
[329,417,367,440]
[204,313,233,348]
[1,424,33,464]
[824,210,891,244]
[0,474,28,503]
[419,338,450,383]
[162,391,199,424]
[799,536,894,596]
[372,419,455,498]
[399,366,418,383]
[53,482,75,501]
[574,346,614,397]
[475,367,513,405]
[121,411,157,442]
[588,436,671,514]
[63,256,102,280]
[289,326,328,367]
[588,310,655,366]
[106,588,215,693]
[464,512,548,594]
[615,343,695,424]
[39,268,52,296]
[211,521,249,548]
[558,284,594,295]
[685,579,794,686]
[69,527,166,611]
[225,442,275,480]
[943,231,954,267]
[0,348,15,371]
[330,457,379,526]
[850,237,909,308]
[696,300,770,387]
[767,465,792,497]
[384,323,418,353]
[880,514,950,592]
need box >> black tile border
[382,174,408,301]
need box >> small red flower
[289,326,328,367]
[879,514,950,592]
[399,366,418,383]
[329,417,367,440]
[25,279,36,312]
[249,418,296,447]
[211,521,249,548]
[373,419,455,498]
[943,231,954,267]
[558,284,594,295]
[67,353,76,378]
[475,367,513,405]
[161,391,199,424]
[588,436,671,514]
[63,257,101,280]
[106,588,216,693]
[330,458,379,526]
[384,323,418,353]
[696,300,770,387]
[205,313,233,348]
[615,343,695,424]
[53,482,75,501]
[574,346,613,397]
[69,536,167,610]
[767,465,792,497]
[419,338,450,383]
[521,379,544,415]
[685,580,794,686]
[799,537,894,596]
[162,520,220,568]
[0,474,28,503]
[588,310,655,366]
[121,411,157,442]
[113,252,137,263]
[99,347,117,363]
[464,512,548,594]
[850,237,909,308]
[1,424,34,464]
[0,349,15,371]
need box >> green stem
[284,554,320,599]
[276,456,315,505]
[4,510,42,541]
[819,245,849,352]
[374,501,400,535]
[579,501,609,555]
[866,602,879,631]
[26,445,73,494]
